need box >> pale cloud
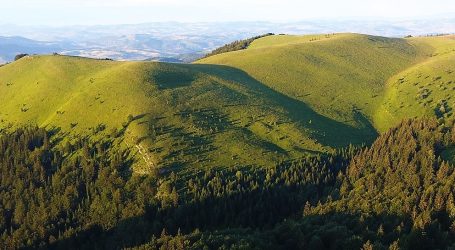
[4,0,281,7]
[69,0,181,7]
[0,0,454,25]
[3,0,178,7]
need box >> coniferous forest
[204,33,275,58]
[1,118,454,249]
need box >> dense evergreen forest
[1,118,454,249]
[204,33,274,58]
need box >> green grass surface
[1,33,455,174]
[376,35,455,130]
[0,55,333,173]
[198,33,455,132]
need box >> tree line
[204,33,274,58]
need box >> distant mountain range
[0,34,209,63]
[0,18,454,63]
[0,36,65,63]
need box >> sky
[0,0,454,26]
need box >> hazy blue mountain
[0,36,69,62]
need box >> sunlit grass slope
[376,35,455,130]
[198,33,455,134]
[0,56,151,130]
[0,55,352,174]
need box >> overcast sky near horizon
[0,0,454,26]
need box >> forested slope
[1,119,454,249]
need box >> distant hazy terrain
[1,18,454,62]
[0,36,67,63]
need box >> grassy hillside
[376,35,455,130]
[198,34,419,128]
[0,54,357,174]
[198,33,455,134]
[1,34,454,174]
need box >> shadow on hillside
[48,172,331,249]
[47,193,448,249]
[186,64,378,148]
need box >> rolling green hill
[1,33,454,174]
[376,35,455,130]
[198,33,455,132]
[0,54,355,174]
